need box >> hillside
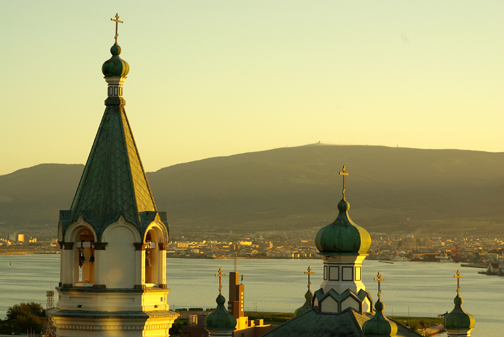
[1,145,503,236]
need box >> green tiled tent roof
[260,308,422,337]
[61,104,161,241]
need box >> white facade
[313,253,372,314]
[51,215,178,337]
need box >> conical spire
[60,16,165,242]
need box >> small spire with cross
[374,271,385,301]
[454,269,462,296]
[339,165,349,200]
[110,13,123,44]
[304,266,314,292]
[215,267,226,295]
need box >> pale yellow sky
[1,1,503,175]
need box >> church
[260,166,475,337]
[48,14,476,337]
[48,14,179,337]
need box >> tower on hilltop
[48,13,178,337]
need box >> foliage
[0,302,45,334]
[169,321,183,335]
[245,312,294,325]
[390,316,442,336]
[389,316,441,326]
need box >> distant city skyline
[1,1,503,175]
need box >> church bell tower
[49,13,179,337]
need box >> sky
[1,1,503,176]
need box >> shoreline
[0,251,478,266]
[0,251,59,255]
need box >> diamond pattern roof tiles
[260,308,422,337]
[64,105,160,241]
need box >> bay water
[0,255,501,337]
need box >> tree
[2,302,45,334]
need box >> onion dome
[206,294,237,331]
[443,295,475,331]
[363,300,398,337]
[315,199,371,254]
[444,270,475,332]
[102,44,130,77]
[294,290,313,316]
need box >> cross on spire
[339,165,349,200]
[454,269,462,296]
[215,267,226,295]
[304,266,314,292]
[111,13,123,44]
[374,271,385,301]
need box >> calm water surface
[0,255,500,337]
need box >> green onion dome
[206,294,237,331]
[294,290,313,316]
[315,199,371,254]
[362,300,398,337]
[102,44,130,77]
[443,295,475,331]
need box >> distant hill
[1,145,503,235]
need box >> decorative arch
[102,218,142,243]
[143,221,168,243]
[143,220,168,286]
[64,218,98,286]
[101,216,139,288]
[64,217,97,243]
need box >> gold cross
[454,270,462,296]
[339,165,349,200]
[215,267,226,295]
[111,13,123,44]
[304,266,314,292]
[374,272,385,301]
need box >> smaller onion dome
[206,294,237,331]
[363,300,398,337]
[315,199,371,254]
[443,295,475,331]
[294,290,313,316]
[102,44,130,77]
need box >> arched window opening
[144,229,159,286]
[75,228,95,285]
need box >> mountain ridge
[1,145,503,235]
